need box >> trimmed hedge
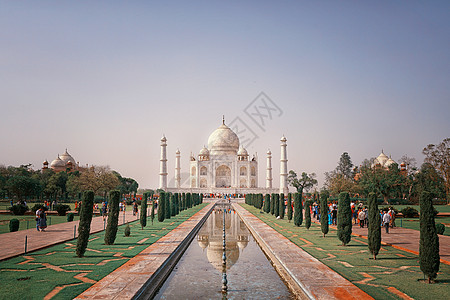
[9,219,20,232]
[104,190,120,245]
[76,191,94,257]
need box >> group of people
[35,207,47,232]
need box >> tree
[287,170,317,195]
[337,192,352,246]
[279,193,285,219]
[358,163,405,203]
[304,200,311,229]
[6,175,40,201]
[151,199,155,225]
[158,192,165,222]
[336,152,354,179]
[270,193,275,215]
[175,193,180,215]
[423,138,450,201]
[399,154,417,175]
[294,192,303,226]
[324,171,356,196]
[320,191,329,237]
[414,163,446,200]
[165,193,171,219]
[274,194,279,217]
[104,190,120,245]
[367,192,381,259]
[419,191,440,283]
[170,193,176,216]
[76,191,94,257]
[78,166,120,197]
[140,193,148,229]
[264,194,271,213]
[287,193,293,222]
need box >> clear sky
[1,1,449,190]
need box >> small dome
[267,149,272,155]
[281,135,287,142]
[43,160,49,165]
[176,149,180,154]
[50,156,65,168]
[199,146,210,156]
[161,135,167,142]
[59,149,76,165]
[375,151,389,166]
[237,146,248,156]
[207,120,240,155]
[385,158,396,167]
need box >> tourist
[364,206,368,227]
[38,208,47,232]
[102,201,107,221]
[389,207,396,228]
[383,211,391,234]
[331,207,337,225]
[133,202,138,216]
[36,207,42,231]
[358,209,365,228]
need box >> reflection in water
[197,208,249,271]
[155,204,293,300]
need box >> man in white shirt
[383,212,391,233]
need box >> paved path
[311,217,450,265]
[76,203,214,299]
[233,204,372,300]
[0,210,142,261]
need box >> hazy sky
[1,1,449,190]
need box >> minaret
[266,149,273,189]
[159,135,168,190]
[280,135,288,194]
[175,149,181,189]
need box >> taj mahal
[159,117,289,195]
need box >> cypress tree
[181,193,186,210]
[367,192,381,259]
[279,193,285,219]
[170,193,176,216]
[76,191,94,257]
[270,193,275,215]
[419,191,440,283]
[305,200,311,229]
[158,192,165,222]
[320,191,329,237]
[186,193,191,208]
[287,193,293,222]
[294,193,303,226]
[274,194,279,217]
[165,193,171,219]
[151,200,155,225]
[175,193,180,215]
[337,192,352,246]
[264,194,271,213]
[104,190,120,245]
[200,193,204,203]
[140,193,148,229]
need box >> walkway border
[76,203,214,299]
[233,204,373,300]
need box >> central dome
[207,121,239,155]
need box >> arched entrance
[215,165,231,188]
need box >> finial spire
[222,115,225,125]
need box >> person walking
[383,211,391,234]
[358,209,366,228]
[36,207,42,231]
[38,208,47,232]
[331,206,337,225]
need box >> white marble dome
[237,146,248,156]
[199,146,210,156]
[207,122,240,155]
[50,156,65,168]
[59,149,76,165]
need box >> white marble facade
[189,119,258,189]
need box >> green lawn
[379,205,450,213]
[241,204,450,300]
[396,217,450,236]
[0,203,207,300]
[0,215,85,234]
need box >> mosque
[42,149,79,172]
[160,117,288,194]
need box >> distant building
[42,149,80,172]
[354,150,407,181]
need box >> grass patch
[0,215,86,234]
[0,203,207,300]
[241,204,450,300]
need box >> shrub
[337,192,352,246]
[368,193,381,259]
[151,200,156,225]
[419,191,440,283]
[9,219,20,232]
[264,194,271,213]
[76,191,94,257]
[294,193,303,227]
[67,213,74,222]
[401,207,419,218]
[54,204,71,216]
[158,192,165,222]
[287,194,293,222]
[104,190,120,245]
[320,191,329,237]
[124,224,131,237]
[305,200,311,229]
[140,193,147,229]
[436,223,445,235]
[32,204,45,213]
[9,204,29,215]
